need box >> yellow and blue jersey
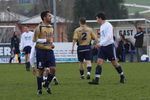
[73,25,97,46]
[33,22,54,50]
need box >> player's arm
[72,39,76,54]
[33,27,40,42]
[91,28,97,40]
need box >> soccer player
[20,26,34,71]
[9,31,21,64]
[89,12,126,85]
[72,17,97,80]
[134,27,144,62]
[33,11,56,94]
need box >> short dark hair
[41,11,50,21]
[79,17,86,24]
[96,12,106,20]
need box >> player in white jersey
[20,26,34,71]
[30,40,58,85]
[89,12,126,85]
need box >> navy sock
[87,66,92,73]
[80,70,84,76]
[25,63,28,68]
[18,57,21,63]
[37,77,43,90]
[9,57,13,63]
[115,66,123,75]
[95,65,102,82]
[95,65,102,75]
[45,74,54,87]
[27,62,30,68]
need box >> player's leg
[25,54,30,71]
[79,61,84,79]
[85,50,92,79]
[43,68,58,85]
[112,60,126,83]
[23,47,30,71]
[110,44,126,83]
[36,69,44,94]
[43,50,56,94]
[17,54,21,64]
[9,50,15,63]
[88,58,103,84]
[16,49,21,64]
[43,67,55,94]
[85,60,92,79]
[36,48,45,94]
[77,51,85,79]
[53,75,58,85]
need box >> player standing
[20,26,34,71]
[72,17,97,80]
[89,12,126,84]
[9,31,21,64]
[33,11,56,94]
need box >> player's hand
[51,44,55,49]
[32,67,36,75]
[95,44,100,48]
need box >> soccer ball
[141,54,149,62]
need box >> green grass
[0,62,150,100]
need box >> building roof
[21,14,72,24]
[0,11,29,22]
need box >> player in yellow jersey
[33,11,56,94]
[72,17,97,80]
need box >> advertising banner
[0,42,78,63]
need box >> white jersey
[20,31,34,50]
[99,21,114,46]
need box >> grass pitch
[0,62,150,100]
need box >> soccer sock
[95,65,102,82]
[87,66,92,74]
[9,57,13,63]
[45,74,54,87]
[18,56,21,63]
[25,62,28,68]
[27,62,30,68]
[37,77,43,90]
[115,65,124,75]
[80,70,84,76]
[53,76,56,80]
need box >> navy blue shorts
[77,45,92,62]
[36,48,56,69]
[23,46,31,54]
[98,44,117,61]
